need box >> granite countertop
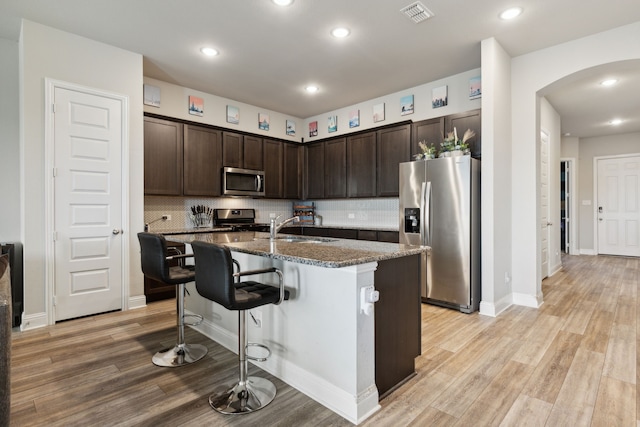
[153,224,399,235]
[167,231,425,268]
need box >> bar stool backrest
[191,241,237,310]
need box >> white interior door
[540,131,550,278]
[53,86,124,321]
[597,156,640,257]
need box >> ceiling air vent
[400,1,434,23]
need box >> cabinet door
[445,109,481,158]
[411,117,443,158]
[222,131,243,168]
[183,124,222,196]
[263,139,283,198]
[324,138,347,198]
[243,135,263,171]
[144,117,183,195]
[305,142,325,199]
[283,143,302,199]
[377,124,411,197]
[347,132,376,198]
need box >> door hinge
[52,231,58,241]
[52,103,56,113]
[52,167,58,177]
[52,295,57,306]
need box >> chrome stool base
[209,376,276,414]
[152,343,208,367]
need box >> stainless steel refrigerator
[399,156,480,313]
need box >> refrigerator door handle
[421,181,431,246]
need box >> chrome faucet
[270,215,300,240]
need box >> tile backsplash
[144,196,399,231]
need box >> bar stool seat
[138,232,208,367]
[191,241,289,415]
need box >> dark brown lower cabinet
[375,254,421,399]
[143,242,186,302]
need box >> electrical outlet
[162,214,171,221]
[348,213,355,219]
[269,213,277,219]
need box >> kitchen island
[167,231,425,424]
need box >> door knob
[112,229,122,235]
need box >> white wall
[510,21,640,307]
[304,69,481,140]
[0,37,20,242]
[20,20,144,322]
[143,77,302,143]
[478,38,513,316]
[576,132,640,253]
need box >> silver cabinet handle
[112,229,122,235]
[547,222,553,226]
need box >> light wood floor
[9,254,639,426]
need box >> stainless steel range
[213,208,269,231]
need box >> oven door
[223,167,265,196]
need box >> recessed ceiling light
[564,132,571,137]
[272,0,294,6]
[600,79,618,87]
[331,27,351,38]
[609,119,622,125]
[499,7,523,20]
[305,85,319,93]
[200,47,219,57]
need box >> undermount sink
[255,236,337,243]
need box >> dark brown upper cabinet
[411,117,444,158]
[305,142,325,199]
[144,116,183,196]
[444,109,481,158]
[324,138,347,198]
[222,131,243,168]
[183,124,222,196]
[243,135,264,171]
[347,132,376,198]
[377,124,411,197]
[263,138,283,198]
[283,143,302,199]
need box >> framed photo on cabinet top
[143,84,160,107]
[188,95,204,116]
[309,121,318,137]
[469,76,482,99]
[400,94,414,115]
[328,115,338,133]
[286,120,296,136]
[349,109,360,128]
[226,105,239,124]
[259,113,270,131]
[432,85,448,108]
[373,103,385,122]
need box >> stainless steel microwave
[222,167,265,197]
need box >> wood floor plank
[9,254,639,426]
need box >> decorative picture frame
[432,85,448,108]
[373,103,385,122]
[286,120,296,136]
[259,113,270,131]
[400,95,414,116]
[226,105,239,124]
[349,109,360,128]
[309,121,318,137]
[328,115,338,133]
[143,84,160,107]
[188,95,204,116]
[469,76,482,100]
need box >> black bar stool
[137,232,208,367]
[191,241,289,414]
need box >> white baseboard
[479,294,513,317]
[512,292,543,308]
[580,249,596,255]
[21,311,48,331]
[128,295,147,310]
[188,310,380,425]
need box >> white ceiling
[1,0,639,138]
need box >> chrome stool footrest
[245,343,271,362]
[183,313,203,327]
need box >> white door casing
[596,155,640,257]
[46,81,128,322]
[540,131,550,278]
